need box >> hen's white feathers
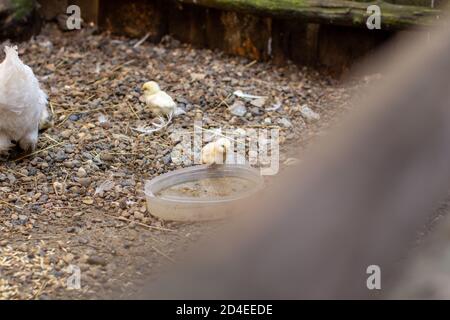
[0,46,48,153]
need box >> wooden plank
[177,0,443,29]
[72,0,99,24]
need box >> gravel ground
[0,24,358,299]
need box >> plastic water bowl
[145,164,264,221]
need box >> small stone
[191,72,206,81]
[120,179,135,187]
[162,154,172,165]
[250,107,261,115]
[78,178,91,187]
[278,118,292,128]
[69,186,81,195]
[119,200,128,210]
[65,145,75,153]
[55,150,67,161]
[78,237,89,245]
[100,152,114,161]
[64,161,74,168]
[7,174,16,184]
[69,114,81,122]
[134,212,144,220]
[228,101,247,117]
[63,253,75,264]
[87,256,108,266]
[82,197,94,205]
[77,167,87,178]
[250,97,267,108]
[66,227,77,233]
[61,130,72,138]
[300,105,320,123]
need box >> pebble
[100,152,114,161]
[82,197,94,205]
[63,253,75,264]
[77,167,87,178]
[7,174,16,184]
[61,130,72,138]
[134,212,144,220]
[87,256,108,266]
[300,105,321,123]
[69,114,81,122]
[250,97,267,108]
[55,150,67,162]
[66,227,78,233]
[120,179,135,187]
[229,101,247,117]
[78,237,89,245]
[78,178,92,187]
[250,107,261,115]
[162,154,172,165]
[278,118,293,128]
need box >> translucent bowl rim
[144,164,264,205]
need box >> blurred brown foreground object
[136,19,450,299]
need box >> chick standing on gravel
[133,81,182,134]
[0,46,50,153]
[202,138,232,166]
[142,81,176,117]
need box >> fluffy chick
[142,81,176,117]
[201,138,232,165]
[0,46,48,153]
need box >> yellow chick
[201,138,232,165]
[142,81,176,117]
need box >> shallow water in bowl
[156,177,257,199]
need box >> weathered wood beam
[177,0,443,29]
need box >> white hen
[0,46,48,153]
